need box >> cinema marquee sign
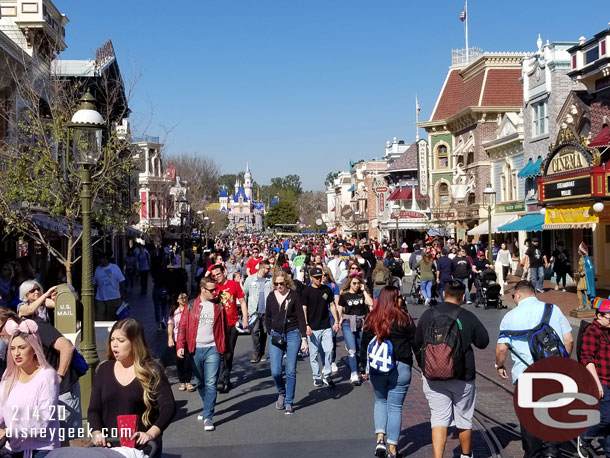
[542,128,600,177]
[548,148,587,174]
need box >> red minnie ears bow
[5,319,38,337]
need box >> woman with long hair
[339,272,373,385]
[361,287,416,458]
[0,319,60,456]
[168,292,195,392]
[415,252,436,306]
[265,270,308,415]
[89,318,175,451]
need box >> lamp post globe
[69,91,105,429]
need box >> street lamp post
[203,216,210,249]
[177,196,189,269]
[483,184,496,263]
[68,91,105,426]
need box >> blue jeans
[341,320,363,373]
[582,384,610,456]
[530,266,544,291]
[152,287,168,325]
[420,280,433,301]
[438,279,449,302]
[191,346,221,421]
[269,329,301,406]
[307,328,333,380]
[370,362,412,445]
[456,277,470,302]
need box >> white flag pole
[416,94,420,141]
[465,0,469,62]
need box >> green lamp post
[68,91,104,427]
[483,184,496,264]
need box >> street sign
[375,186,388,193]
[341,205,353,219]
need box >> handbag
[271,296,289,349]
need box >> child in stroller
[474,267,505,309]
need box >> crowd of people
[0,231,605,458]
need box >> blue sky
[55,0,608,190]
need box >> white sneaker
[203,419,214,431]
[197,414,203,421]
[554,285,559,291]
[460,454,473,458]
[350,372,361,386]
[331,363,338,374]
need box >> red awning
[387,188,426,200]
[327,228,337,234]
[590,125,610,147]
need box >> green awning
[517,158,542,178]
[497,213,544,233]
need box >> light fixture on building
[593,202,605,213]
[539,207,547,215]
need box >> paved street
[116,274,590,458]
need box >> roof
[219,187,228,198]
[271,196,279,207]
[387,143,418,171]
[52,59,97,77]
[431,66,522,122]
[233,187,249,202]
[387,187,425,200]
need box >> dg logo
[514,357,600,442]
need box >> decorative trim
[21,2,38,13]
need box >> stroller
[475,268,505,309]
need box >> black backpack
[420,308,466,380]
[499,303,568,364]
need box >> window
[584,46,599,65]
[438,183,449,205]
[467,192,476,205]
[501,161,518,202]
[533,101,548,136]
[437,145,448,168]
[467,151,474,165]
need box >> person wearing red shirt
[374,246,384,260]
[578,297,610,458]
[210,264,248,393]
[246,247,262,276]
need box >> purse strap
[279,295,290,334]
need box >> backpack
[388,258,404,278]
[420,308,465,380]
[373,269,386,285]
[71,349,89,377]
[576,320,591,363]
[499,303,569,364]
[367,337,395,374]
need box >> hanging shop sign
[544,204,598,229]
[497,203,525,213]
[417,139,429,196]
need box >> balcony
[9,0,69,53]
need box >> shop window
[438,182,449,206]
[436,145,448,168]
[533,101,548,136]
[583,228,594,257]
[467,192,476,205]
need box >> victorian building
[418,49,525,241]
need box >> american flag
[460,6,466,22]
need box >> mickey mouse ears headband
[4,319,38,337]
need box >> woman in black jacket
[361,286,416,458]
[265,270,308,415]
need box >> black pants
[219,325,239,383]
[521,422,559,457]
[251,313,267,357]
[176,347,192,383]
[555,268,569,287]
[502,265,509,282]
[139,270,149,293]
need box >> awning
[327,228,337,234]
[387,187,425,201]
[467,214,519,235]
[497,214,544,233]
[590,125,610,147]
[125,226,143,238]
[347,185,355,192]
[517,157,542,178]
[32,214,83,237]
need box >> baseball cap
[593,297,610,313]
[477,250,485,256]
[310,267,323,277]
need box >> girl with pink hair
[0,319,60,456]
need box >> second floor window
[533,101,548,137]
[437,145,448,168]
[439,183,449,205]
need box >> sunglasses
[204,288,217,293]
[274,282,286,286]
[351,282,361,286]
[28,287,41,294]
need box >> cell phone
[117,414,137,448]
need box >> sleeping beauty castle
[218,164,275,231]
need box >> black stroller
[474,268,504,309]
[407,269,424,305]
